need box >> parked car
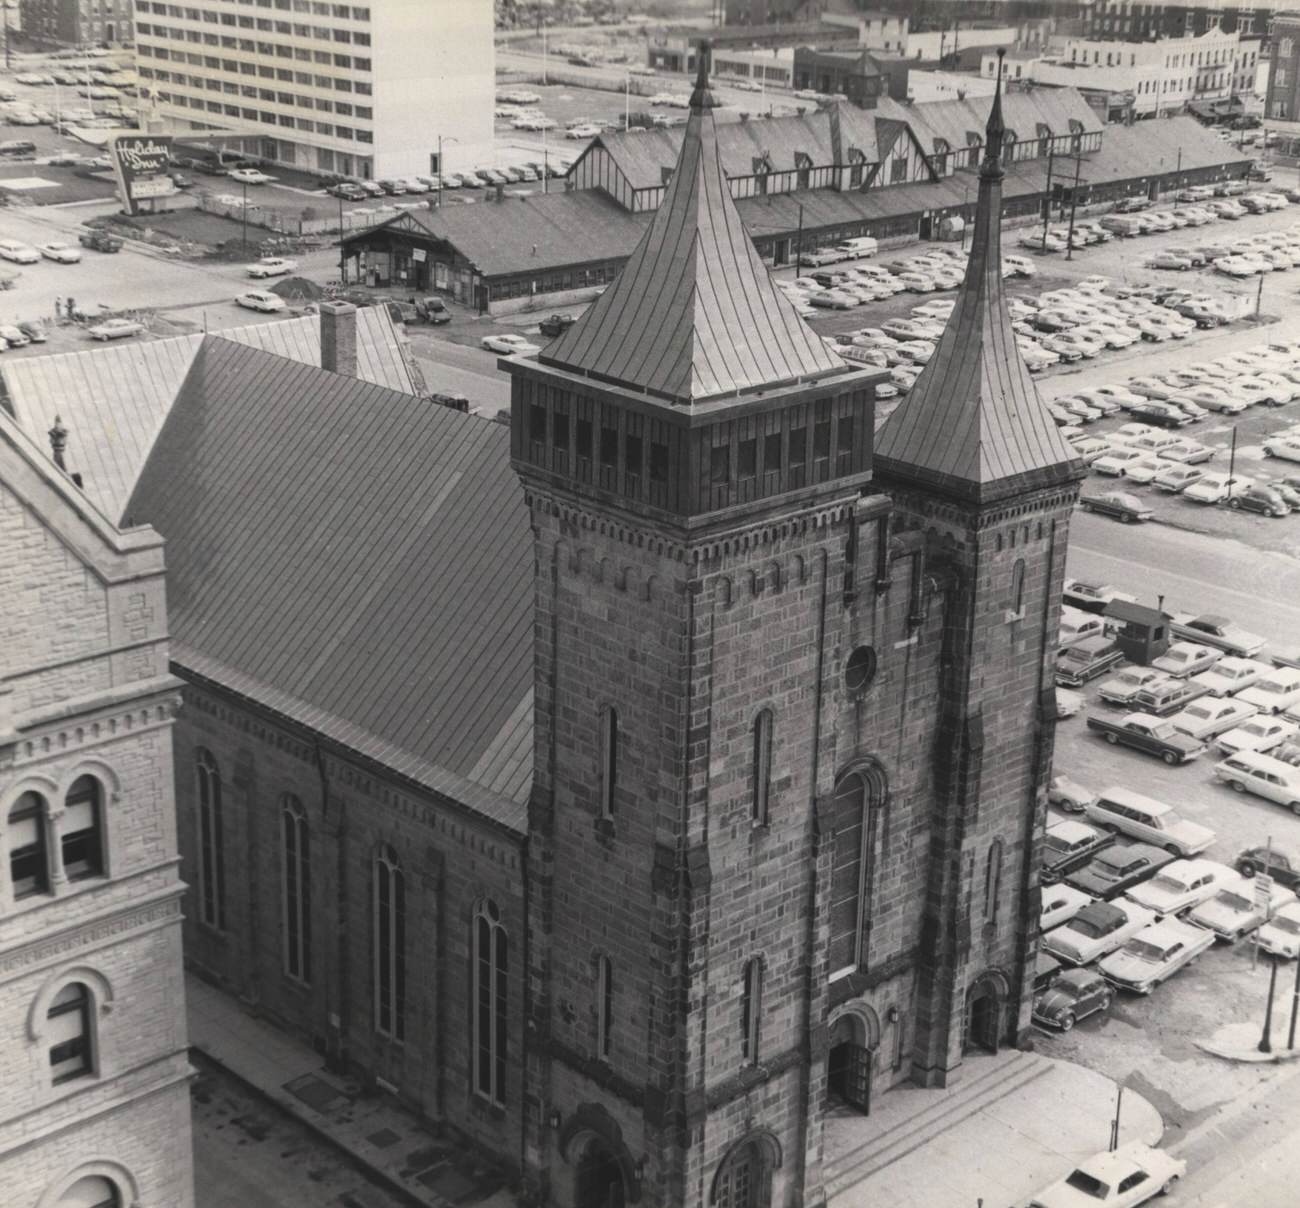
[37,240,81,263]
[1189,871,1297,941]
[87,317,144,341]
[1083,787,1215,856]
[1192,656,1270,698]
[1062,580,1136,614]
[1065,843,1176,902]
[245,256,298,279]
[1032,966,1114,1031]
[1043,898,1158,965]
[1184,471,1252,504]
[17,320,47,343]
[1123,857,1234,919]
[1170,696,1258,740]
[1048,775,1096,814]
[481,332,541,356]
[1153,464,1203,493]
[235,289,286,312]
[1098,917,1215,994]
[1214,751,1300,812]
[1230,483,1290,517]
[1169,613,1265,658]
[1127,677,1208,718]
[331,181,367,200]
[1026,1141,1185,1208]
[1098,667,1171,707]
[0,239,39,264]
[1078,490,1153,523]
[1216,715,1299,756]
[1056,636,1126,687]
[1238,667,1300,715]
[538,312,576,337]
[228,167,273,185]
[1042,883,1094,932]
[78,230,122,253]
[1042,818,1113,884]
[1152,642,1222,679]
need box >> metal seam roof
[125,338,535,822]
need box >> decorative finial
[48,414,68,470]
[982,49,1006,178]
[689,39,718,114]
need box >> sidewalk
[186,974,515,1208]
[825,1048,1164,1208]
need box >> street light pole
[1260,955,1279,1054]
[1042,144,1055,252]
[437,133,442,208]
[1065,153,1082,261]
[795,202,804,274]
[241,178,248,251]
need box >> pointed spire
[539,35,845,406]
[982,49,1006,180]
[873,76,1083,505]
[689,39,719,114]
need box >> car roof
[1137,917,1203,944]
[1048,819,1097,843]
[1076,900,1125,926]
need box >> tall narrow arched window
[596,953,614,1060]
[599,705,618,820]
[751,710,773,826]
[8,791,50,900]
[63,776,104,881]
[473,899,508,1105]
[1010,558,1026,617]
[828,768,884,980]
[281,796,311,984]
[741,958,762,1064]
[48,981,94,1084]
[985,839,1004,923]
[373,846,405,1041]
[195,749,225,930]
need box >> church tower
[873,52,1086,1084]
[504,46,882,1208]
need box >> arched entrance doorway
[964,975,1003,1054]
[574,1135,627,1208]
[826,1010,875,1112]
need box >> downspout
[315,739,348,1073]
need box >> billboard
[110,134,175,215]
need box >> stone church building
[125,49,1083,1208]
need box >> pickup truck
[1086,712,1208,764]
[78,229,122,253]
[1055,636,1126,687]
[1168,611,1266,658]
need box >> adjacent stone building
[124,47,1083,1208]
[0,410,194,1207]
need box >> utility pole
[1065,154,1082,261]
[337,191,344,279]
[1289,948,1300,1050]
[1228,425,1238,501]
[1260,955,1279,1054]
[795,203,804,274]
[1042,144,1055,252]
[241,178,248,251]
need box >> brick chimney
[320,300,357,377]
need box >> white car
[245,256,299,278]
[1092,447,1149,477]
[235,289,286,312]
[1238,668,1300,715]
[1098,917,1215,994]
[1120,457,1167,486]
[1170,696,1257,741]
[1002,254,1036,277]
[1258,900,1300,958]
[38,241,81,263]
[1043,899,1156,966]
[0,239,40,264]
[1216,715,1298,755]
[1263,436,1300,462]
[228,167,274,184]
[1026,1141,1185,1208]
[1123,858,1234,919]
[1192,657,1271,698]
[1151,642,1222,679]
[1183,472,1252,504]
[481,332,542,356]
[1042,884,1093,932]
[565,123,602,139]
[1189,872,1296,941]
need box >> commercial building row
[341,88,1250,315]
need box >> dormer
[1035,122,1052,158]
[752,151,773,193]
[965,130,981,168]
[847,145,866,188]
[932,137,950,175]
[1068,118,1084,153]
[794,150,813,189]
[1002,127,1017,161]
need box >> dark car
[539,312,576,337]
[77,230,122,253]
[1079,491,1154,523]
[1055,636,1126,688]
[1130,401,1193,429]
[414,296,450,324]
[1034,949,1063,994]
[377,178,406,194]
[193,159,227,175]
[18,320,48,343]
[1065,841,1176,899]
[1042,818,1115,885]
[1032,967,1114,1031]
[1237,845,1300,890]
[332,181,367,201]
[1114,196,1152,213]
[170,172,192,189]
[1229,484,1290,517]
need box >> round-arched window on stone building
[845,646,878,695]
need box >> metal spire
[689,38,719,114]
[982,49,1006,179]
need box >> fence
[193,190,429,236]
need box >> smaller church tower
[873,51,1087,1084]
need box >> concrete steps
[824,1050,1054,1199]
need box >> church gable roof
[540,51,848,406]
[124,337,534,831]
[874,58,1083,504]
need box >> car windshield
[1064,1170,1109,1197]
[1183,706,1212,720]
[1275,915,1300,936]
[1242,722,1272,737]
[1125,939,1168,961]
[1148,874,1187,892]
[1256,682,1285,696]
[1217,892,1251,911]
[1045,833,1075,854]
[1070,916,1107,938]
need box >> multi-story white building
[134,0,494,180]
[982,27,1244,116]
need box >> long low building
[341,87,1251,316]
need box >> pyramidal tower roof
[874,52,1084,505]
[538,43,849,407]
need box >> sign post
[110,135,175,217]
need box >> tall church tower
[504,47,881,1208]
[874,52,1086,1084]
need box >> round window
[845,646,878,695]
